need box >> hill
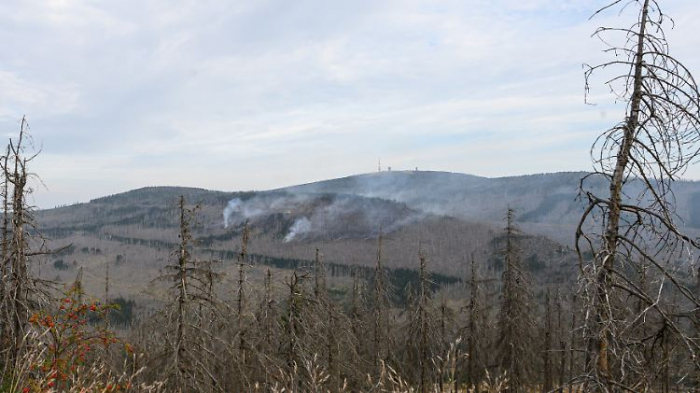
[285,170,700,243]
[38,170,700,302]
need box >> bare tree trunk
[326,295,337,392]
[569,293,577,393]
[543,289,553,393]
[174,195,190,379]
[264,269,273,348]
[0,145,9,360]
[373,231,386,375]
[662,324,670,393]
[237,223,250,365]
[497,208,534,392]
[592,1,650,388]
[467,254,480,389]
[439,295,447,393]
[557,291,566,393]
[1,145,8,262]
[8,120,31,365]
[418,250,429,393]
[263,268,273,388]
[287,271,298,369]
[314,248,325,298]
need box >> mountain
[34,170,700,302]
[285,170,587,222]
[284,170,700,244]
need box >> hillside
[286,170,700,243]
[31,171,596,302]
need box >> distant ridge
[39,170,700,246]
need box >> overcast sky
[0,0,698,208]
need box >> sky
[0,0,699,208]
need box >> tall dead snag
[281,269,312,391]
[152,196,221,392]
[577,0,700,390]
[313,248,325,298]
[6,124,31,365]
[543,289,554,392]
[556,291,567,392]
[416,251,435,393]
[436,293,456,393]
[236,222,250,365]
[174,196,191,384]
[371,230,392,376]
[406,248,435,393]
[0,145,9,363]
[310,248,347,392]
[249,267,279,388]
[263,269,274,349]
[311,248,338,390]
[496,208,534,392]
[324,287,338,392]
[286,271,299,369]
[255,268,276,358]
[568,293,578,393]
[350,267,365,364]
[464,254,485,389]
[0,119,48,371]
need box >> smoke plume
[222,191,423,241]
[284,217,311,242]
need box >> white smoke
[223,199,241,228]
[222,191,421,239]
[284,217,311,242]
[223,197,271,227]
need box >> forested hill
[30,171,604,299]
[40,170,700,236]
[283,170,700,243]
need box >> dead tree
[236,222,250,365]
[406,248,435,393]
[174,196,193,384]
[568,293,578,393]
[246,267,280,388]
[310,248,344,392]
[436,293,456,393]
[281,269,314,392]
[257,268,277,356]
[150,196,222,392]
[461,253,489,390]
[556,291,567,393]
[325,289,338,392]
[496,208,535,392]
[577,0,700,390]
[350,266,365,365]
[543,289,554,392]
[371,230,392,376]
[0,119,50,372]
[0,145,9,364]
[313,248,325,299]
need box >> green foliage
[53,260,69,271]
[108,297,136,327]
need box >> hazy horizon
[33,168,600,208]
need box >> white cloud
[0,0,697,207]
